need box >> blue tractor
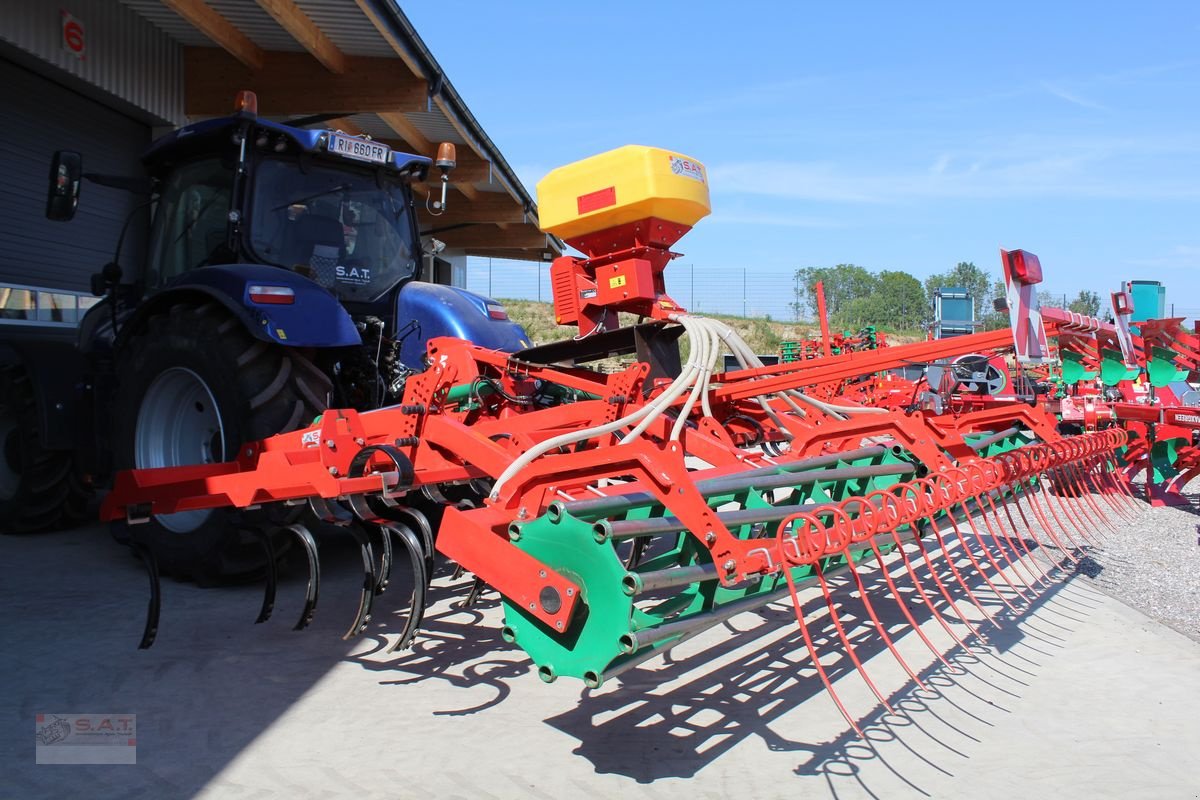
[7,92,531,581]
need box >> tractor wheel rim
[0,417,19,501]
[135,367,224,534]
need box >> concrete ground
[2,517,1199,800]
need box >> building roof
[115,0,559,261]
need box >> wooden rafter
[162,0,265,70]
[184,48,426,115]
[254,0,346,73]
[351,0,424,79]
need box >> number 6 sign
[62,11,85,61]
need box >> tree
[792,264,878,321]
[1068,290,1101,317]
[981,278,1008,330]
[841,270,928,332]
[924,262,996,321]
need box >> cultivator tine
[281,524,320,631]
[129,542,161,650]
[460,577,488,609]
[390,505,436,580]
[248,527,278,624]
[379,522,428,653]
[373,522,394,595]
[342,525,378,640]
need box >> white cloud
[1040,81,1109,111]
[708,135,1200,203]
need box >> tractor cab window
[247,158,417,303]
[147,158,233,287]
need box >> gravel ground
[1073,479,1200,642]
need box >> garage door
[0,57,149,295]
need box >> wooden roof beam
[185,48,426,115]
[254,0,347,73]
[162,0,265,70]
[417,203,530,227]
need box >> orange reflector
[248,285,294,305]
[235,90,258,116]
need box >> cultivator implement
[97,145,1189,735]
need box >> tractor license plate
[327,133,390,165]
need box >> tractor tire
[0,364,92,533]
[111,300,331,584]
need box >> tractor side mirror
[46,150,83,221]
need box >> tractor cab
[138,94,430,314]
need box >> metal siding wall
[0,58,150,293]
[0,0,183,126]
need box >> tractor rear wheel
[0,364,91,533]
[111,300,331,583]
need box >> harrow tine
[1089,455,1136,522]
[129,541,161,650]
[926,513,1003,623]
[248,527,278,624]
[927,477,1013,617]
[1043,465,1099,549]
[866,537,956,670]
[842,545,927,689]
[342,525,378,640]
[962,471,1042,591]
[1050,457,1104,545]
[996,469,1071,573]
[282,524,321,632]
[955,494,1031,604]
[813,557,895,713]
[381,522,429,653]
[865,491,972,652]
[778,535,863,737]
[909,481,1001,626]
[907,521,988,642]
[1022,475,1084,560]
[1066,460,1118,537]
[983,487,1051,588]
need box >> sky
[405,1,1200,321]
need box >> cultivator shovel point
[96,145,1177,738]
